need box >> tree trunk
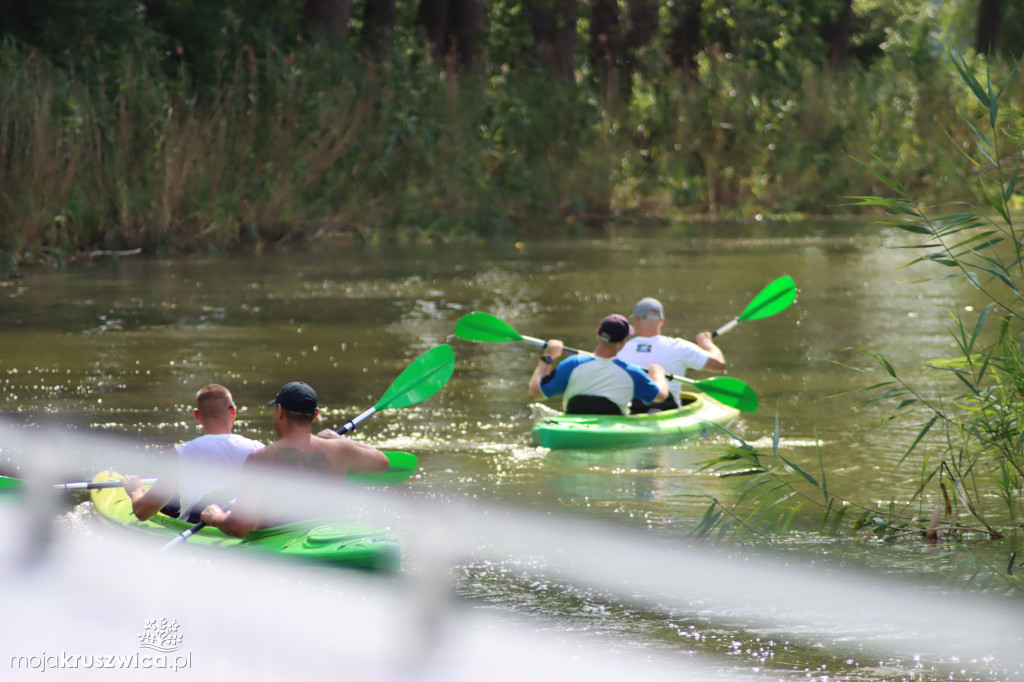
[669,0,701,82]
[552,0,578,81]
[361,0,396,53]
[302,0,352,43]
[417,0,450,59]
[622,0,659,96]
[589,0,620,98]
[527,0,577,82]
[824,0,853,68]
[975,0,1002,55]
[449,0,484,69]
[417,0,482,70]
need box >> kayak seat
[565,395,622,415]
[159,494,182,519]
[630,393,701,415]
[630,395,682,415]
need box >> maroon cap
[597,314,633,343]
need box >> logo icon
[137,619,183,653]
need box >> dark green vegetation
[695,57,1024,592]
[1,1,1020,269]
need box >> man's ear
[193,409,202,423]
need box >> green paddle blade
[691,376,759,413]
[374,344,455,411]
[347,452,418,487]
[738,276,797,322]
[0,476,22,495]
[453,312,524,343]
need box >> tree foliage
[0,1,1016,269]
[0,1,993,91]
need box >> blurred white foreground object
[0,419,1022,680]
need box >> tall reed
[0,43,1016,270]
[685,55,1024,592]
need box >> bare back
[201,390,389,537]
[249,431,386,477]
[236,430,388,529]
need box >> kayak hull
[89,471,401,571]
[531,392,740,450]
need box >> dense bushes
[0,7,1014,269]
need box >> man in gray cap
[528,314,669,415]
[618,297,726,413]
[200,381,390,537]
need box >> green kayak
[531,391,740,450]
[90,471,401,571]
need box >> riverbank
[0,44,1007,273]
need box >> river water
[0,219,1016,679]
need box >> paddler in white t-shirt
[617,297,726,414]
[122,384,263,523]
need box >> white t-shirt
[175,433,263,520]
[617,335,711,402]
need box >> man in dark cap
[200,381,389,537]
[618,297,726,413]
[528,314,669,415]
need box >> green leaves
[846,55,1024,563]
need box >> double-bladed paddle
[164,345,453,549]
[453,313,758,413]
[0,476,158,494]
[713,275,797,337]
[1,450,419,499]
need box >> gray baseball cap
[632,297,664,319]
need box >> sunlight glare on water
[1,222,1020,679]
[1,420,1022,681]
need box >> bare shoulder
[246,445,274,463]
[309,434,356,461]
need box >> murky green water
[0,220,1014,678]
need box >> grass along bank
[0,43,1006,272]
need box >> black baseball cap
[267,381,318,414]
[597,314,633,343]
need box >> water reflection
[0,222,1006,679]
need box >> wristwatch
[540,355,553,365]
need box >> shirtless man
[200,381,389,537]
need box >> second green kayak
[90,471,402,571]
[531,391,740,450]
